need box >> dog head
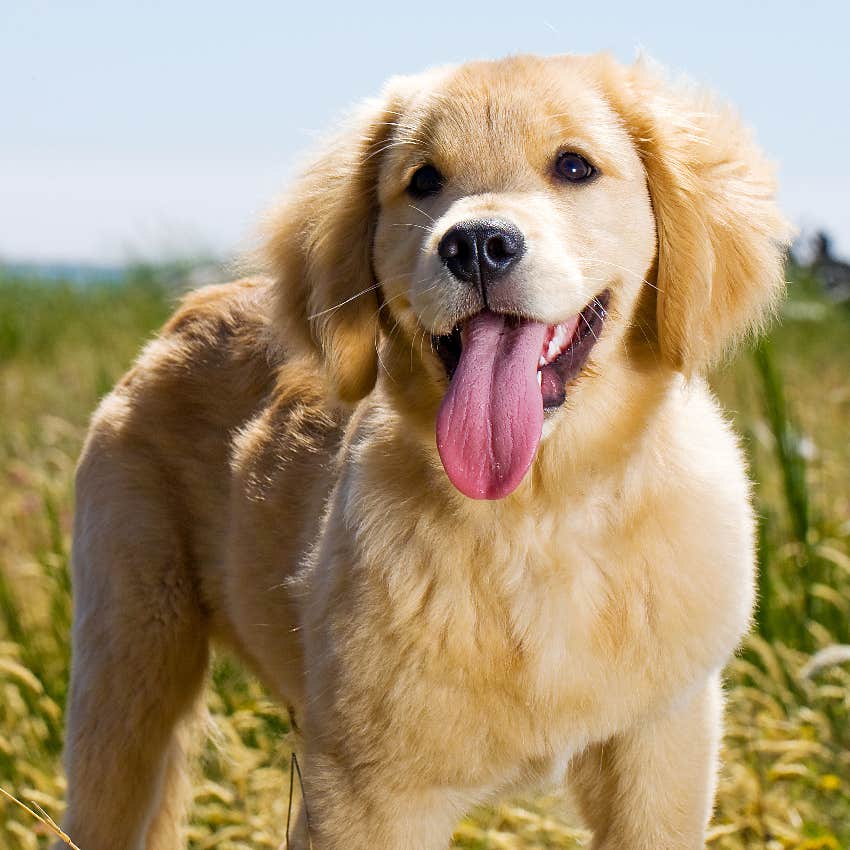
[266,54,790,499]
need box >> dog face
[372,60,657,498]
[374,60,655,338]
[267,54,789,499]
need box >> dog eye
[555,152,596,183]
[407,164,443,197]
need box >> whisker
[579,310,599,342]
[375,338,394,384]
[370,123,423,136]
[380,271,418,284]
[363,138,421,162]
[373,288,410,321]
[630,313,661,369]
[407,203,436,223]
[575,256,664,293]
[390,223,433,233]
[307,283,384,320]
[366,277,435,325]
[411,327,422,371]
[306,272,417,322]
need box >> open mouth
[432,291,610,410]
[432,291,609,501]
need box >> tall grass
[0,267,848,849]
[750,333,850,653]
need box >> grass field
[0,266,848,849]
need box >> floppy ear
[263,86,407,402]
[597,56,792,372]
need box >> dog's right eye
[407,164,443,198]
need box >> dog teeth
[540,320,574,366]
[537,370,542,386]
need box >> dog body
[61,55,789,850]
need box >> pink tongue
[436,311,547,499]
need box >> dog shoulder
[77,276,291,506]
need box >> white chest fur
[301,402,755,788]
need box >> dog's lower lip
[431,291,610,407]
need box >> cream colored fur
[59,54,790,850]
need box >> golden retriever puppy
[60,54,789,850]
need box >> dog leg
[568,673,722,850]
[58,453,209,850]
[142,703,207,850]
[282,750,470,850]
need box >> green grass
[0,267,848,849]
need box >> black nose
[437,219,525,290]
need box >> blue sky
[2,0,848,264]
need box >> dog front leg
[282,748,471,850]
[568,672,723,850]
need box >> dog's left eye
[555,152,596,182]
[407,164,443,197]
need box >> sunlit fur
[61,54,790,850]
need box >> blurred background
[3,0,850,269]
[1,2,848,849]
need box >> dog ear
[264,84,409,402]
[596,56,792,372]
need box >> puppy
[60,54,789,850]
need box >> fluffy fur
[59,54,790,850]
